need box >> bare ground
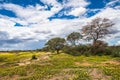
[9,53,119,80]
[89,68,111,80]
[17,52,51,66]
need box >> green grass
[0,52,43,68]
[0,52,120,80]
[0,52,44,62]
[101,65,120,80]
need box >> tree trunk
[93,39,97,45]
[56,50,59,54]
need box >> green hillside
[0,52,120,80]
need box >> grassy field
[0,52,120,80]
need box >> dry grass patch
[89,68,111,80]
[101,60,120,65]
[75,62,93,67]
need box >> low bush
[63,45,91,56]
[31,55,37,60]
[63,46,81,56]
[63,42,113,56]
[110,46,120,57]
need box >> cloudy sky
[0,0,120,50]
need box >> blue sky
[0,0,120,50]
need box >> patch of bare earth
[48,74,75,80]
[96,60,120,67]
[18,58,31,66]
[75,62,92,67]
[48,75,67,80]
[38,54,50,60]
[18,61,31,66]
[101,60,120,65]
[48,68,76,80]
[89,68,111,80]
[0,75,19,80]
[18,52,52,66]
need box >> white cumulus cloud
[0,0,120,50]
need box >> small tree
[82,18,114,45]
[45,37,65,54]
[67,32,82,46]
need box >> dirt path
[75,62,93,66]
[18,61,31,66]
[38,52,51,60]
[18,52,52,66]
[89,68,111,80]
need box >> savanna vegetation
[44,18,119,57]
[0,52,120,80]
[0,17,120,80]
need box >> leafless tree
[82,17,114,44]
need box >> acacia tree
[45,37,65,54]
[82,17,114,45]
[67,32,82,46]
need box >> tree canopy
[45,37,65,54]
[67,32,82,46]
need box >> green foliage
[63,45,91,56]
[110,46,120,57]
[113,52,120,57]
[63,46,81,56]
[67,32,82,46]
[41,46,49,52]
[45,37,65,54]
[63,40,113,56]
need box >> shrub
[63,45,91,56]
[110,46,120,57]
[112,52,120,57]
[31,55,37,60]
[63,46,81,56]
[63,41,120,57]
[98,46,120,57]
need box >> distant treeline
[0,49,42,53]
